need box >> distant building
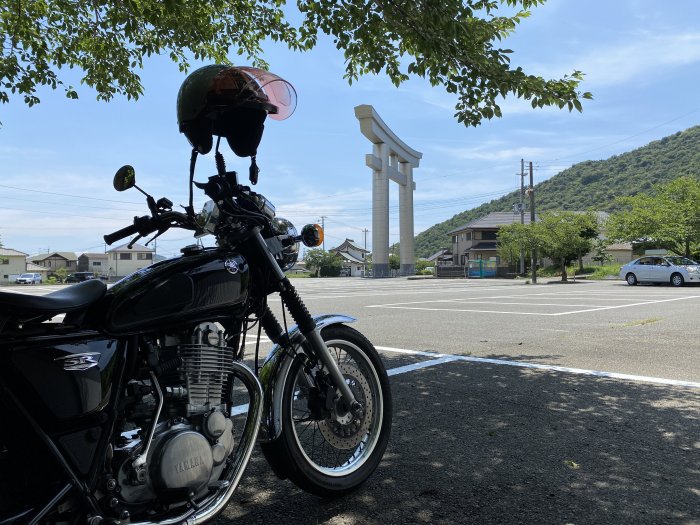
[330,239,369,277]
[107,242,155,279]
[0,248,28,283]
[426,248,453,266]
[448,211,633,272]
[27,252,78,274]
[78,253,109,277]
[448,212,535,267]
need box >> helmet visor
[238,67,297,120]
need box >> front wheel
[262,324,392,497]
[626,273,638,286]
[670,273,684,287]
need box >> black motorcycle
[0,71,393,522]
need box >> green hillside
[414,125,700,258]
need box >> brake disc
[317,362,374,450]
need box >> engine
[110,322,240,510]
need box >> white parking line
[229,343,700,415]
[375,346,700,389]
[367,294,700,316]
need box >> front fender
[257,314,355,442]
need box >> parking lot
[7,278,699,523]
[225,278,699,525]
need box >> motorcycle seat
[0,279,107,316]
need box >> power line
[0,183,144,204]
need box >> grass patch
[537,264,621,280]
[285,272,313,278]
[620,317,663,327]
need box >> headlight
[271,217,299,271]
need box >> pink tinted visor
[238,67,297,121]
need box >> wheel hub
[317,363,373,450]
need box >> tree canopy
[304,248,342,277]
[1,0,591,126]
[606,176,700,258]
[498,211,599,281]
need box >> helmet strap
[187,148,198,219]
[249,155,259,185]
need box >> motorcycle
[0,151,392,523]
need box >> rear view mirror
[113,165,136,192]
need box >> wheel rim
[288,338,384,477]
[627,274,636,285]
[672,274,683,286]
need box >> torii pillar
[355,105,422,277]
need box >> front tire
[261,324,392,497]
[671,273,684,287]
[626,273,638,286]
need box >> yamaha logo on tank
[224,258,239,274]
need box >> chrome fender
[257,314,356,442]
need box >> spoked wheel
[626,273,638,286]
[262,324,392,497]
[670,273,684,287]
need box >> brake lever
[127,234,144,249]
[144,227,169,247]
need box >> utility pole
[319,216,327,250]
[519,158,525,275]
[529,161,537,284]
[362,228,369,251]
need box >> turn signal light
[300,223,323,247]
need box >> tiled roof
[28,251,78,261]
[337,252,366,265]
[448,212,537,234]
[0,248,27,256]
[108,242,154,252]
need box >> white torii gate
[354,105,422,277]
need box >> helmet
[177,65,297,156]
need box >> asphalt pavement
[218,278,699,525]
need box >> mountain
[414,125,700,258]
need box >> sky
[2,0,700,259]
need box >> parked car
[15,273,42,285]
[620,256,700,287]
[64,272,95,283]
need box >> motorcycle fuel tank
[104,248,249,334]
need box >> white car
[619,256,700,287]
[15,272,42,285]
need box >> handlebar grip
[104,224,139,245]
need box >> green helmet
[176,65,297,156]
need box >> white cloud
[433,143,548,162]
[536,32,700,88]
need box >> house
[0,248,28,284]
[448,212,535,267]
[449,211,633,273]
[581,243,633,265]
[27,252,78,275]
[107,242,155,279]
[330,239,369,277]
[426,248,453,266]
[78,253,109,277]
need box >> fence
[435,260,500,279]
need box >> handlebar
[104,223,140,245]
[104,211,193,246]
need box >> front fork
[251,230,360,412]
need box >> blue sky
[2,0,700,258]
